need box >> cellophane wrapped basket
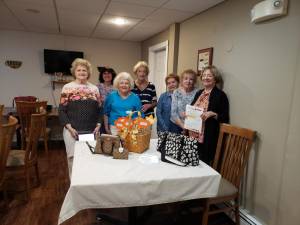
[114,111,154,154]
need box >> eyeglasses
[202,74,214,78]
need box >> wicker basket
[123,129,151,153]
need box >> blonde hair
[200,65,222,84]
[70,58,92,79]
[133,61,149,75]
[180,69,197,84]
[113,72,134,89]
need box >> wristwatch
[96,123,101,126]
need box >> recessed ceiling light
[112,18,127,26]
[25,8,40,13]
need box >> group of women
[58,58,229,176]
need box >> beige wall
[277,41,300,224]
[141,23,180,76]
[141,28,169,62]
[177,0,300,225]
[0,30,140,107]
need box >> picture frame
[197,47,213,75]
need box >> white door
[148,41,168,138]
[153,49,167,97]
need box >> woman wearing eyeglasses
[189,65,229,164]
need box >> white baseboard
[240,209,265,225]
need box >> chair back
[25,113,45,165]
[12,96,37,108]
[15,101,47,146]
[0,104,3,126]
[0,116,18,187]
[213,123,256,188]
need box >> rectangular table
[58,139,221,224]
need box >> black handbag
[157,131,201,166]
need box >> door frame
[148,40,168,83]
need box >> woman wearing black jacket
[189,66,229,164]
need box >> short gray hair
[113,72,134,89]
[200,65,222,84]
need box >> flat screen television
[44,49,84,75]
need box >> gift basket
[114,111,154,153]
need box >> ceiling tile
[59,10,99,28]
[0,1,25,30]
[121,19,170,41]
[93,23,128,40]
[62,26,95,37]
[4,0,53,7]
[106,2,156,19]
[147,8,194,24]
[163,0,224,13]
[111,0,168,7]
[56,0,109,14]
[4,0,58,33]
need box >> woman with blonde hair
[171,69,199,133]
[103,72,142,135]
[59,58,101,176]
[132,61,157,117]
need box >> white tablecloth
[58,139,221,224]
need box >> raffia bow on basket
[114,111,155,153]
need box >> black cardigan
[191,86,229,163]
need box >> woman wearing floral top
[59,58,101,177]
[97,67,116,133]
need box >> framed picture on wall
[197,47,213,75]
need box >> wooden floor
[0,142,234,225]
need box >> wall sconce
[5,60,22,69]
[251,0,288,23]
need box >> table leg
[16,126,22,149]
[128,207,137,225]
[96,206,152,225]
[96,212,127,225]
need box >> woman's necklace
[136,80,148,90]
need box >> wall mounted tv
[44,49,84,75]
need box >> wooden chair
[0,105,3,114]
[0,116,18,207]
[6,113,45,201]
[0,104,3,126]
[201,123,256,225]
[15,101,50,155]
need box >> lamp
[5,60,22,69]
